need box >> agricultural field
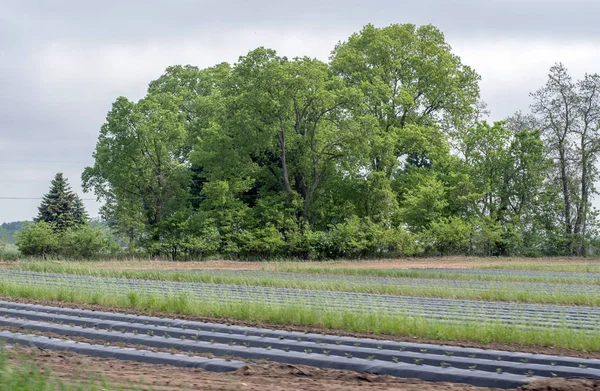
[0,258,599,390]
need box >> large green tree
[215,49,363,223]
[330,23,480,175]
[81,23,600,259]
[456,121,551,255]
[329,23,480,228]
[82,92,190,245]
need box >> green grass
[480,263,600,273]
[0,347,132,390]
[0,245,20,262]
[263,264,600,283]
[11,261,600,306]
[0,278,598,353]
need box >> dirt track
[10,256,598,272]
[8,347,500,391]
[5,347,596,391]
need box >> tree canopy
[82,23,600,259]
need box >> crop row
[18,261,600,286]
[0,330,245,371]
[411,268,600,281]
[1,272,600,351]
[2,301,600,388]
[14,263,600,307]
[1,270,599,331]
[178,269,600,293]
[263,264,600,282]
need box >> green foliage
[61,225,119,259]
[296,218,416,259]
[0,243,20,261]
[77,23,600,259]
[82,92,190,245]
[15,222,116,260]
[423,217,473,255]
[399,172,448,231]
[15,222,59,257]
[0,221,26,244]
[240,224,286,256]
[471,217,506,257]
[0,348,131,390]
[36,173,88,233]
[182,225,221,258]
[330,23,479,176]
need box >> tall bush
[61,225,118,259]
[15,222,59,257]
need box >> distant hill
[0,221,28,244]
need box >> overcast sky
[1,0,600,223]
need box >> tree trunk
[302,187,313,222]
[278,128,292,193]
[573,140,588,257]
[301,164,321,223]
[579,159,589,256]
[559,147,573,237]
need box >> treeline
[82,23,600,259]
[0,221,26,244]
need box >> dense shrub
[423,217,473,255]
[61,225,118,258]
[240,224,286,257]
[15,222,60,257]
[15,222,117,259]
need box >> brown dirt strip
[5,257,600,272]
[520,379,600,391]
[4,346,598,391]
[4,346,503,391]
[1,296,599,359]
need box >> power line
[0,197,96,201]
[0,180,54,183]
[0,160,91,163]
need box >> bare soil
[8,256,599,272]
[6,347,597,391]
[519,378,600,391]
[2,296,600,359]
[8,347,506,391]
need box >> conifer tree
[36,173,88,232]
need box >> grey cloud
[5,0,600,44]
[1,0,599,222]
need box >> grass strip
[10,262,600,306]
[11,259,600,281]
[480,263,600,273]
[0,346,133,390]
[0,278,598,353]
[263,264,600,283]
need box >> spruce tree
[36,173,88,232]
